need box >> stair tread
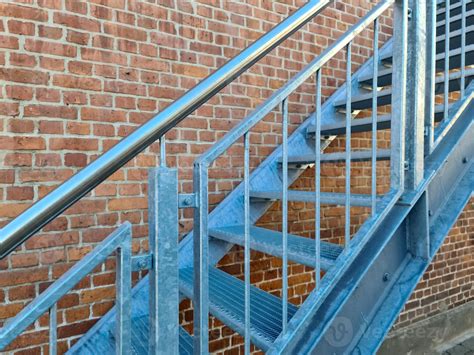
[309,102,451,136]
[334,68,474,110]
[361,44,474,87]
[209,225,343,269]
[179,266,298,351]
[127,316,193,355]
[250,190,379,207]
[279,149,391,165]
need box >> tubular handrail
[0,223,132,352]
[0,0,333,259]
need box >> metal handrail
[0,0,333,259]
[0,223,132,353]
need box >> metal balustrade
[0,224,132,354]
[193,1,405,351]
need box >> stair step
[437,0,474,19]
[308,103,450,136]
[250,190,379,207]
[334,68,474,111]
[179,266,298,351]
[436,7,474,36]
[361,44,474,88]
[128,316,193,355]
[209,225,343,269]
[279,149,391,166]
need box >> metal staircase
[0,0,473,354]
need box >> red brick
[81,107,127,122]
[50,138,99,151]
[81,48,127,65]
[4,153,32,167]
[6,86,34,100]
[104,22,147,41]
[0,35,19,49]
[38,120,64,134]
[36,88,61,102]
[10,53,37,67]
[35,153,62,167]
[11,252,39,268]
[0,136,45,150]
[0,3,48,22]
[0,170,15,183]
[65,153,88,167]
[7,20,35,35]
[67,30,90,45]
[38,25,63,39]
[8,119,34,133]
[0,68,49,84]
[53,13,100,32]
[25,39,76,57]
[24,105,77,119]
[53,74,102,91]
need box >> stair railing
[0,224,132,354]
[0,0,334,259]
[194,0,407,352]
[426,0,471,153]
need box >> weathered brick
[0,3,48,22]
[49,137,99,151]
[0,68,49,85]
[25,39,76,57]
[53,13,100,32]
[52,74,102,91]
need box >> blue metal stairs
[68,1,474,354]
[0,1,472,354]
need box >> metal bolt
[138,259,147,270]
[428,210,433,217]
[407,8,413,20]
[183,196,192,206]
[383,273,390,282]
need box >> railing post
[116,225,131,355]
[390,0,408,192]
[425,0,437,155]
[148,167,179,354]
[193,162,209,354]
[405,0,427,190]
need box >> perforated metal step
[361,44,474,87]
[250,190,380,207]
[179,266,298,351]
[209,225,342,270]
[334,68,474,110]
[279,149,391,166]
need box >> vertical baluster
[371,19,379,216]
[461,0,466,98]
[281,98,289,334]
[160,135,166,167]
[390,0,408,192]
[49,304,57,355]
[314,69,322,288]
[425,0,437,155]
[243,132,251,354]
[116,227,131,355]
[444,0,450,120]
[193,163,209,354]
[345,42,352,248]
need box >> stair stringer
[68,37,394,353]
[267,94,474,354]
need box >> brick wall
[0,0,470,354]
